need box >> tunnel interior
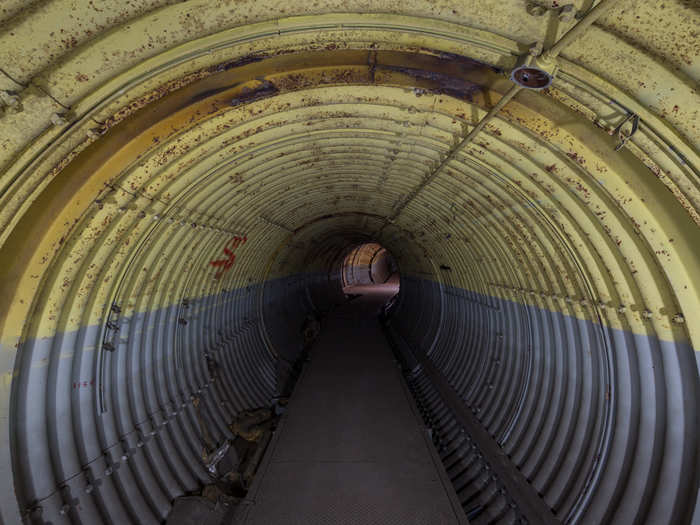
[0,1,698,524]
[341,242,399,288]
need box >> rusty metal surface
[0,1,697,524]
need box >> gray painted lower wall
[8,273,340,524]
[4,273,697,524]
[389,276,699,525]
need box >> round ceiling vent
[510,65,553,90]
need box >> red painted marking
[210,236,247,279]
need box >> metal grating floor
[232,283,468,525]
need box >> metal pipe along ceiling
[0,1,697,524]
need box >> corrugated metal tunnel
[0,1,698,523]
[342,243,398,286]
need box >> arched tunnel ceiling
[0,1,698,523]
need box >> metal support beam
[381,0,625,232]
[380,83,523,231]
[542,0,625,61]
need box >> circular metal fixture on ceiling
[510,65,553,90]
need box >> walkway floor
[233,281,467,525]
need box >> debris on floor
[230,407,273,441]
[204,441,234,474]
[168,317,315,524]
[165,406,279,524]
[302,314,321,345]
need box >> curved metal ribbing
[408,365,525,524]
[388,276,608,523]
[0,2,698,524]
[341,243,394,286]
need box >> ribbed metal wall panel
[0,3,697,524]
[387,279,697,524]
[12,274,338,524]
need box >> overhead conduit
[0,1,697,524]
